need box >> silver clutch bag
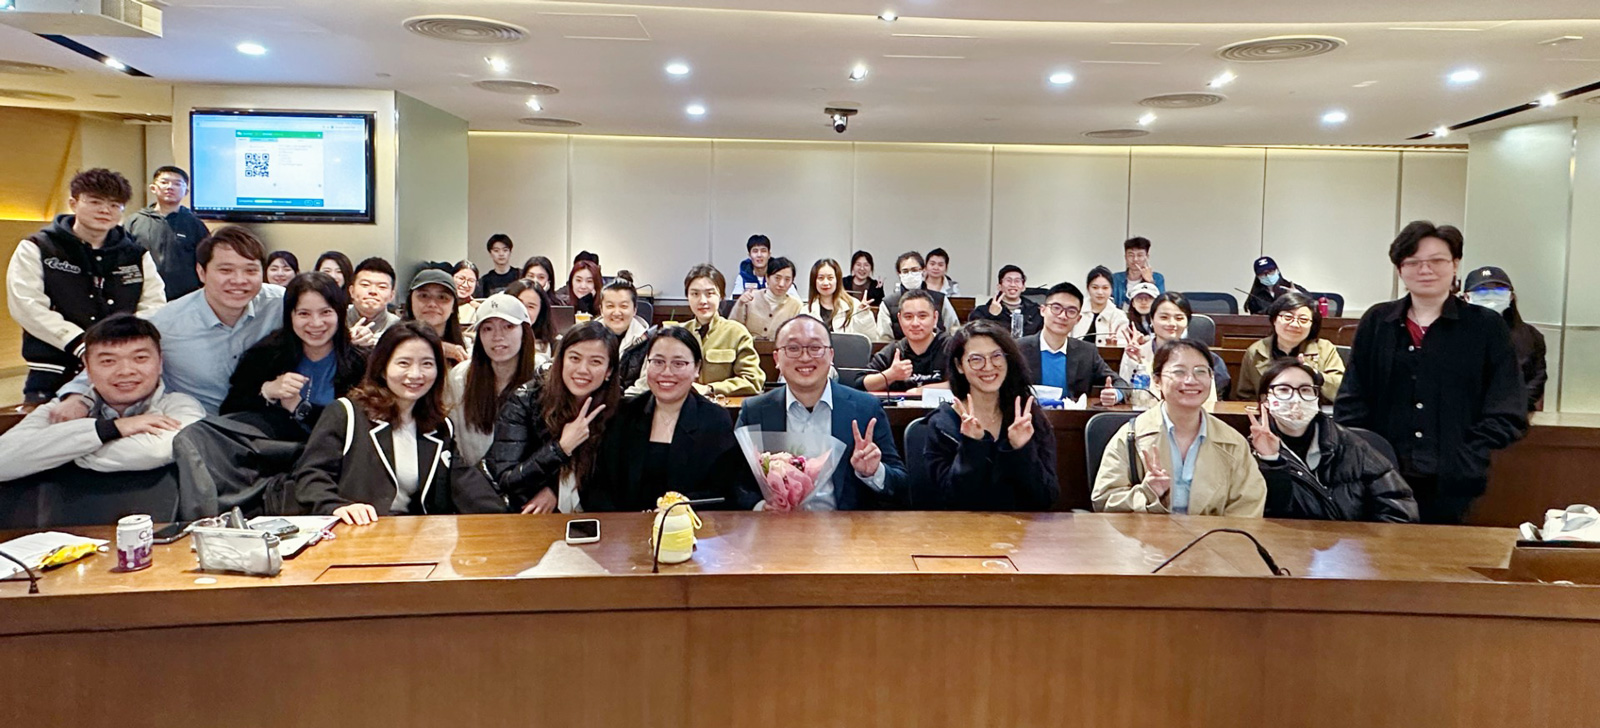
[192,526,283,576]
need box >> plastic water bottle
[1130,371,1152,392]
[1010,307,1024,338]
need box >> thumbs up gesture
[884,347,913,383]
[1098,376,1120,407]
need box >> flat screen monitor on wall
[189,109,376,224]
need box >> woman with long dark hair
[452,259,481,324]
[1463,266,1546,411]
[313,251,353,288]
[917,321,1058,511]
[444,294,539,468]
[222,272,368,433]
[483,321,622,513]
[265,251,300,287]
[1073,265,1129,344]
[504,278,556,366]
[293,322,505,524]
[521,256,556,291]
[403,268,468,365]
[805,258,879,339]
[553,260,602,315]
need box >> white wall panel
[991,146,1130,290]
[1464,120,1575,327]
[1261,149,1399,313]
[852,144,993,296]
[467,134,569,274]
[710,141,853,298]
[1400,152,1468,230]
[1127,147,1266,305]
[569,137,712,295]
[1555,117,1600,411]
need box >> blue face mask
[1468,288,1512,314]
[1258,271,1281,286]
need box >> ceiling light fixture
[1538,92,1559,107]
[1447,68,1481,84]
[1321,110,1348,124]
[665,62,690,76]
[1048,71,1074,86]
[686,103,706,116]
[1433,126,1451,138]
[1137,112,1157,126]
[486,57,508,73]
[849,64,869,81]
[526,97,542,112]
[236,42,266,56]
[1208,70,1237,88]
[103,58,127,71]
[878,10,898,22]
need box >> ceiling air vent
[0,60,67,76]
[1140,92,1226,109]
[1083,129,1149,139]
[1217,36,1345,62]
[0,89,74,102]
[403,15,528,44]
[474,79,560,96]
[519,117,582,128]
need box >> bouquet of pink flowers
[734,427,846,512]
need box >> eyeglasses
[1400,257,1454,272]
[1267,384,1319,402]
[964,351,1007,370]
[1160,366,1213,383]
[1276,313,1314,326]
[779,344,831,359]
[646,357,695,373]
[1044,303,1081,318]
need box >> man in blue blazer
[736,315,907,510]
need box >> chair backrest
[1348,427,1398,469]
[903,416,932,507]
[831,332,873,369]
[718,299,736,318]
[1336,345,1352,364]
[1179,291,1239,315]
[1304,292,1345,317]
[1083,412,1140,484]
[1185,313,1217,346]
[633,299,653,324]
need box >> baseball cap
[1463,266,1513,292]
[1254,256,1278,275]
[1128,281,1160,300]
[472,293,531,328]
[409,268,454,292]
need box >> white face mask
[1267,397,1318,435]
[1468,289,1512,314]
[899,271,924,290]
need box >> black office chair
[831,332,872,369]
[633,299,653,324]
[1348,427,1398,469]
[1304,292,1345,317]
[1022,287,1048,307]
[1185,313,1217,346]
[718,299,735,318]
[1083,412,1140,484]
[903,416,932,507]
[1180,292,1239,315]
[1336,345,1352,364]
[0,464,179,529]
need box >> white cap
[1128,281,1160,300]
[472,293,531,328]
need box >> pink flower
[760,451,818,512]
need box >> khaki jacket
[662,315,765,397]
[1092,407,1266,516]
[730,290,804,340]
[1234,337,1345,402]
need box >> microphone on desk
[1152,528,1290,576]
[0,548,41,594]
[1234,288,1274,312]
[652,497,725,574]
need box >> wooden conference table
[3,512,1596,726]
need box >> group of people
[0,167,1539,529]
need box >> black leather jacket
[482,378,568,510]
[1256,414,1419,523]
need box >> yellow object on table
[651,492,703,565]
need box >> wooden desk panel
[1209,313,1360,346]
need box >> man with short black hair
[877,251,960,340]
[923,248,959,295]
[1111,236,1165,307]
[1018,282,1126,405]
[730,234,798,300]
[475,234,518,296]
[967,264,1043,337]
[861,289,950,393]
[0,314,205,526]
[125,165,209,300]
[8,168,166,403]
[346,256,401,347]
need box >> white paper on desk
[921,388,956,406]
[247,515,339,558]
[516,540,613,578]
[0,532,108,579]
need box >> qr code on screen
[244,152,270,178]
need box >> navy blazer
[734,382,907,510]
[1017,334,1128,401]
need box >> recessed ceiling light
[665,62,690,76]
[1433,126,1451,138]
[485,57,508,73]
[878,10,898,22]
[849,64,869,81]
[1207,70,1237,88]
[1137,112,1157,126]
[1447,68,1481,84]
[1353,80,1379,88]
[236,42,266,56]
[1538,92,1559,107]
[1048,71,1074,85]
[1322,110,1348,124]
[526,97,542,112]
[686,103,706,116]
[103,58,127,71]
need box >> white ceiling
[0,0,1597,145]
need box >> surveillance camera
[824,107,857,134]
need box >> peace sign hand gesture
[1247,408,1281,458]
[558,397,608,455]
[850,418,883,477]
[1137,443,1172,499]
[1007,396,1036,449]
[951,396,986,441]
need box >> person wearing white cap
[1119,280,1161,340]
[443,293,541,468]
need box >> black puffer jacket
[482,377,568,510]
[1256,414,1419,523]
